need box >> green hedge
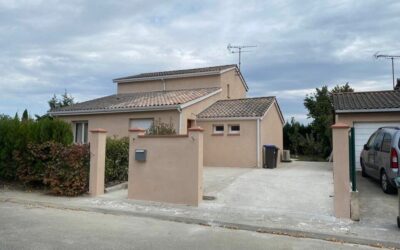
[0,115,73,180]
[105,137,129,184]
[14,142,89,196]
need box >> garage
[354,122,400,169]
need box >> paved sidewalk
[0,188,399,249]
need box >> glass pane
[83,123,88,143]
[75,123,83,144]
[130,119,154,130]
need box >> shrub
[43,143,89,196]
[105,137,129,184]
[147,118,176,135]
[0,115,73,180]
[15,142,90,196]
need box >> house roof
[197,97,276,119]
[49,87,221,116]
[113,64,249,91]
[332,90,400,113]
[114,64,237,81]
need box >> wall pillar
[188,126,204,205]
[89,128,107,197]
[331,123,351,218]
[128,128,146,199]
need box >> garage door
[354,122,400,170]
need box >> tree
[303,83,354,157]
[21,109,29,122]
[48,90,75,111]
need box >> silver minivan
[360,127,400,194]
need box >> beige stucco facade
[197,102,284,168]
[335,112,400,125]
[198,120,258,167]
[59,110,180,140]
[260,103,284,165]
[128,128,203,206]
[117,68,247,100]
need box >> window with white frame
[228,124,240,134]
[74,121,88,144]
[213,124,224,134]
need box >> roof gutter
[196,117,261,121]
[48,105,180,116]
[335,108,400,114]
[114,71,221,83]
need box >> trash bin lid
[395,177,400,188]
[263,144,278,149]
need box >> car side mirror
[363,144,369,150]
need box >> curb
[1,197,399,249]
[105,182,128,193]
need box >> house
[332,83,400,169]
[49,64,284,168]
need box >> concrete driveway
[357,172,398,229]
[202,161,334,219]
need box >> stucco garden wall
[128,128,203,206]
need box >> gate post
[89,128,107,197]
[331,123,351,219]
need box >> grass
[292,154,327,162]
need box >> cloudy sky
[1,0,400,123]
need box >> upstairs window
[213,125,224,134]
[74,121,88,144]
[228,124,240,134]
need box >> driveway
[202,161,334,219]
[357,172,398,229]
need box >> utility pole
[227,44,257,70]
[374,53,400,88]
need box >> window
[373,132,384,151]
[381,133,392,153]
[228,124,240,134]
[130,119,154,131]
[74,121,88,144]
[366,132,378,148]
[213,125,224,134]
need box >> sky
[1,0,400,123]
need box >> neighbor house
[332,81,400,169]
[49,64,284,168]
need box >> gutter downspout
[257,118,261,168]
[178,107,182,134]
[161,78,166,91]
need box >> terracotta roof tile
[49,88,220,114]
[332,90,400,112]
[197,97,276,119]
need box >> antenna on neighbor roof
[227,44,257,70]
[374,52,400,89]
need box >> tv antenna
[374,52,400,88]
[227,44,257,70]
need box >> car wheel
[398,216,400,229]
[360,159,368,177]
[380,170,396,194]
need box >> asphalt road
[0,202,383,250]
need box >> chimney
[396,78,400,91]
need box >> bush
[0,115,73,180]
[43,143,89,196]
[15,142,90,196]
[105,137,129,184]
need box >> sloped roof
[197,97,276,119]
[114,64,237,81]
[332,90,400,113]
[49,88,221,115]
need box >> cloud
[0,0,399,120]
